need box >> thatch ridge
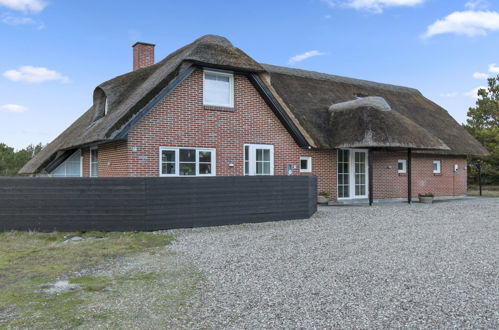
[261,64,421,95]
[329,96,393,112]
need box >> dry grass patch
[0,231,174,328]
[468,184,499,197]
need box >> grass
[68,275,112,292]
[468,184,499,197]
[0,231,174,329]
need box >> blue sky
[1,0,498,149]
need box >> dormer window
[104,97,108,115]
[92,88,108,120]
[203,69,234,108]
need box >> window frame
[337,149,369,200]
[397,159,407,174]
[90,147,98,177]
[433,160,441,174]
[300,156,312,173]
[243,144,274,176]
[50,149,83,177]
[203,69,234,108]
[159,147,216,177]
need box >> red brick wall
[373,151,467,198]
[97,141,129,177]
[81,141,128,177]
[82,148,89,177]
[126,68,336,195]
[80,68,467,200]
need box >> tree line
[464,75,499,185]
[0,143,44,176]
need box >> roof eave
[110,65,196,140]
[248,73,315,148]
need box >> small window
[51,150,82,177]
[244,144,274,176]
[203,70,234,107]
[104,98,109,115]
[160,147,216,176]
[433,160,441,174]
[398,159,407,173]
[300,157,312,173]
[90,148,98,177]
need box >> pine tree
[464,75,499,184]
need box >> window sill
[433,173,442,176]
[398,173,407,176]
[204,105,235,112]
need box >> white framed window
[51,150,82,177]
[244,144,274,176]
[90,148,98,177]
[398,159,407,174]
[433,160,441,174]
[300,156,312,173]
[159,147,216,176]
[203,69,234,107]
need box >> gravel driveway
[169,198,499,329]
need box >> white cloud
[465,0,489,10]
[321,0,426,13]
[345,0,426,13]
[440,92,458,97]
[1,15,34,25]
[320,0,337,7]
[0,0,46,13]
[422,11,499,39]
[3,66,69,83]
[464,86,487,98]
[1,104,27,113]
[489,63,499,73]
[473,72,489,79]
[288,50,326,64]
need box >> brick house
[20,35,488,202]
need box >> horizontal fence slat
[0,176,317,232]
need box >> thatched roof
[20,35,488,174]
[262,64,489,155]
[20,35,265,174]
[327,96,449,150]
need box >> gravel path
[169,198,499,329]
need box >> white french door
[337,149,369,199]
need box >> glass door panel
[337,149,350,198]
[354,151,367,197]
[337,149,368,199]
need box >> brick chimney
[132,42,155,71]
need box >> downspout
[368,149,374,206]
[407,148,412,204]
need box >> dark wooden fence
[0,176,317,232]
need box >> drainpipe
[407,148,412,204]
[368,149,374,206]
